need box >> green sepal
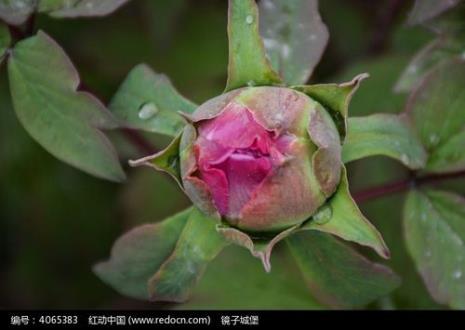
[293,73,368,139]
[129,132,183,187]
[225,0,282,92]
[216,223,299,272]
[301,166,390,259]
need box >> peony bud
[180,86,342,232]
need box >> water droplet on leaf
[263,38,278,50]
[407,65,418,74]
[313,205,332,225]
[138,102,159,120]
[429,133,440,146]
[453,270,462,279]
[64,0,75,8]
[400,154,409,165]
[262,0,275,10]
[281,44,291,59]
[247,80,256,87]
[421,212,427,222]
[246,15,254,25]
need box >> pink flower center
[194,103,290,218]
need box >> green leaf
[0,21,10,63]
[258,0,328,85]
[404,189,465,309]
[225,0,282,91]
[425,3,465,35]
[0,0,35,25]
[184,246,323,309]
[343,114,427,170]
[407,59,465,173]
[148,208,228,302]
[129,132,182,187]
[93,208,191,300]
[301,166,390,259]
[287,231,401,308]
[38,0,80,12]
[293,73,368,139]
[395,37,464,93]
[39,0,130,18]
[109,64,196,137]
[8,31,125,182]
[407,0,462,25]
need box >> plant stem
[7,14,36,43]
[353,170,465,203]
[121,128,158,155]
[353,177,412,203]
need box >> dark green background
[1,0,457,309]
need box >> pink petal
[198,102,273,151]
[194,102,292,218]
[216,151,272,217]
[198,166,229,215]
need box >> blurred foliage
[1,0,463,309]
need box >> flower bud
[180,86,341,232]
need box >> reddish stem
[353,177,412,203]
[353,170,465,203]
[121,128,158,155]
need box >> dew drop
[247,80,256,87]
[313,205,332,225]
[407,65,418,74]
[138,102,159,120]
[263,38,278,50]
[246,15,254,25]
[262,0,275,10]
[281,44,291,59]
[453,270,462,279]
[421,212,427,222]
[64,0,76,8]
[400,154,409,165]
[14,1,26,9]
[429,133,440,146]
